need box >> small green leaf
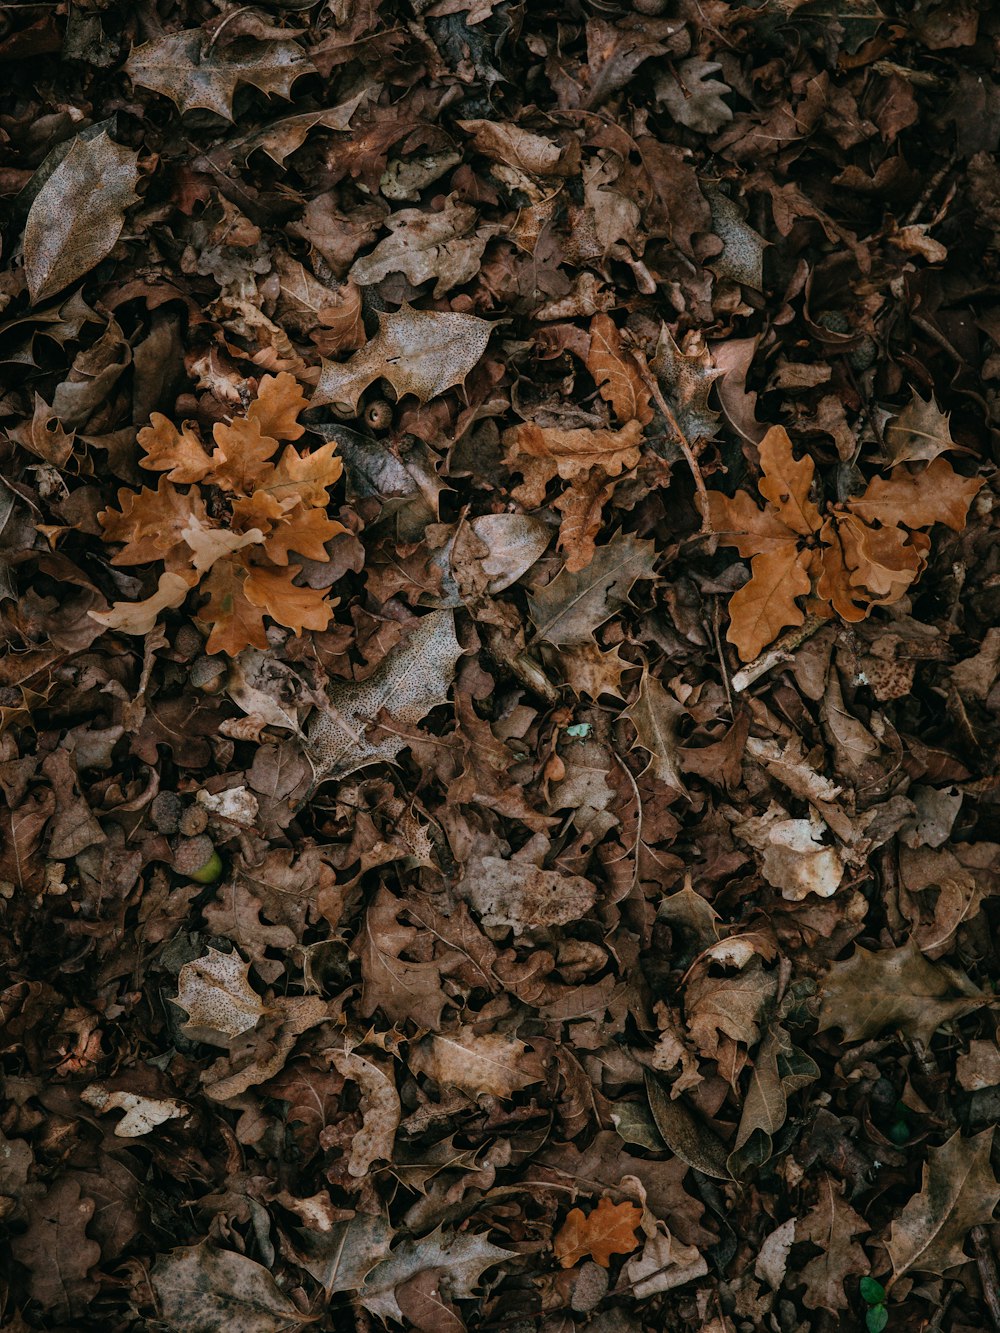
[866,1302,889,1333]
[888,1119,910,1145]
[860,1277,886,1305]
[565,723,591,738]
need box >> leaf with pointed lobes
[314,304,492,413]
[528,531,657,646]
[622,672,689,794]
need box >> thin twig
[634,360,712,526]
[730,613,825,692]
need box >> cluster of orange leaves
[553,1196,642,1268]
[504,314,653,572]
[704,426,983,661]
[91,373,344,655]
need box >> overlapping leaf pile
[2,2,1000,1332]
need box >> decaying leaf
[790,1177,869,1312]
[24,130,140,303]
[306,610,462,779]
[817,939,987,1045]
[314,304,491,412]
[174,946,266,1046]
[151,1242,307,1332]
[553,1196,643,1268]
[410,1027,545,1099]
[358,1228,514,1324]
[622,672,688,794]
[126,30,314,119]
[886,1129,1000,1279]
[528,531,657,645]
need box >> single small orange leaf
[757,425,821,537]
[246,371,308,443]
[265,441,344,509]
[554,1197,642,1269]
[243,565,336,634]
[586,313,653,426]
[727,542,811,661]
[138,414,212,484]
[196,558,270,656]
[264,503,347,565]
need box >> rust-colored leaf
[586,313,653,425]
[553,1196,642,1268]
[726,542,811,662]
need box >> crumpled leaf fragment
[528,531,656,645]
[359,1228,514,1324]
[24,130,140,303]
[314,304,492,412]
[410,1027,545,1099]
[350,195,495,297]
[732,802,844,900]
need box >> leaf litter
[3,2,1000,1332]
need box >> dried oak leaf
[357,885,454,1030]
[886,1129,1000,1279]
[10,1177,101,1318]
[790,1176,869,1312]
[174,946,266,1046]
[313,303,491,412]
[126,30,314,119]
[817,939,987,1045]
[24,130,140,303]
[528,530,656,646]
[554,1196,642,1268]
[152,1241,308,1333]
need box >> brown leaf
[528,530,656,645]
[886,1129,1000,1279]
[726,542,811,662]
[10,1178,101,1318]
[126,30,314,119]
[138,414,213,484]
[151,1241,307,1332]
[553,1196,642,1268]
[817,939,987,1045]
[622,671,689,794]
[791,1176,869,1311]
[586,314,653,425]
[99,478,209,565]
[852,456,983,532]
[243,565,336,635]
[883,392,965,466]
[756,425,822,537]
[196,557,270,656]
[350,195,494,297]
[315,304,491,412]
[24,130,140,303]
[410,1027,545,1099]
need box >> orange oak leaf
[243,565,336,634]
[99,479,208,565]
[263,504,347,565]
[586,313,653,426]
[554,1196,642,1268]
[138,414,212,484]
[756,424,822,536]
[265,440,344,509]
[850,455,983,532]
[245,371,308,443]
[209,416,280,496]
[727,542,812,661]
[554,471,615,573]
[196,558,270,656]
[504,419,644,501]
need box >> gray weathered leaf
[359,1227,514,1323]
[151,1242,306,1332]
[528,531,657,646]
[306,610,462,779]
[126,30,313,119]
[350,195,495,297]
[24,131,139,303]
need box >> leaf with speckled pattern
[24,131,140,303]
[314,304,491,412]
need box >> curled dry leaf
[553,1196,643,1268]
[81,1084,187,1137]
[410,1027,545,1099]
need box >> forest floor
[3,1,1000,1331]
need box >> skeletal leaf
[359,1228,513,1324]
[314,304,492,412]
[125,30,313,119]
[80,1085,187,1138]
[24,130,140,303]
[306,610,462,779]
[886,1129,1000,1279]
[174,947,266,1046]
